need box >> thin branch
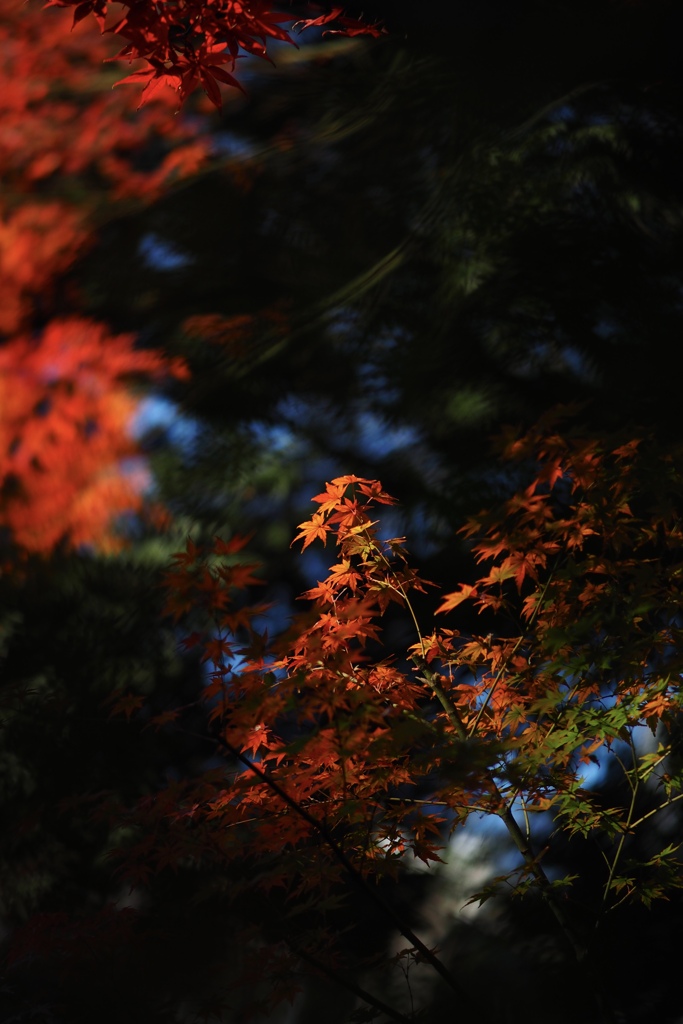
[217,735,476,1009]
[292,944,416,1024]
[468,570,555,739]
[415,658,588,964]
[597,733,640,923]
[629,790,683,831]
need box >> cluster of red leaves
[0,0,212,554]
[107,430,683,1007]
[0,0,212,201]
[0,320,187,553]
[429,425,683,788]
[0,203,88,337]
[44,1,385,109]
[156,484,432,819]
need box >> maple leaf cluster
[0,1,212,199]
[0,0,212,554]
[0,320,188,553]
[43,0,385,109]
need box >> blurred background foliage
[69,20,683,650]
[3,1,683,1021]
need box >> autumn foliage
[0,320,189,553]
[0,0,209,554]
[0,2,383,551]
[45,0,384,108]
[103,418,683,1019]
[3,3,683,1021]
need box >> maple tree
[3,1,683,1021]
[96,414,683,1023]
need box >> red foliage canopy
[45,1,385,107]
[92,430,683,1020]
[0,0,210,554]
